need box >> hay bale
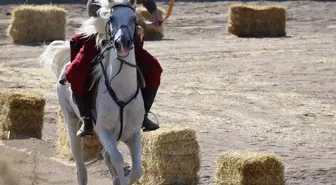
[136,6,165,40]
[143,29,164,41]
[0,89,45,140]
[216,151,285,185]
[57,110,103,160]
[137,125,200,185]
[227,4,286,37]
[7,5,67,43]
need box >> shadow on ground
[0,160,17,185]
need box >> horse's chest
[96,93,145,134]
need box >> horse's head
[110,5,136,57]
[98,0,138,58]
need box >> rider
[65,0,163,137]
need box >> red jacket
[66,33,100,94]
[66,33,163,95]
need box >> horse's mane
[77,0,136,90]
[76,0,136,48]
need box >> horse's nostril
[127,40,131,48]
[114,40,120,50]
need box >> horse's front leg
[62,110,87,185]
[125,132,142,184]
[97,129,127,185]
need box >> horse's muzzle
[114,26,133,57]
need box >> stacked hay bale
[7,5,67,43]
[227,4,286,37]
[216,151,285,185]
[0,89,45,140]
[138,125,200,185]
[137,6,166,40]
[57,110,103,160]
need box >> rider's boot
[141,86,160,132]
[73,93,94,137]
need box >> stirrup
[142,115,160,132]
[76,127,94,137]
[148,111,159,124]
[76,118,94,137]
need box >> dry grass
[137,125,200,185]
[0,89,45,140]
[216,151,285,185]
[227,4,286,37]
[57,109,103,161]
[7,5,67,43]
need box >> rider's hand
[137,26,144,36]
[137,26,145,42]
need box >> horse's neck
[107,48,138,101]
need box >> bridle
[92,3,145,141]
[105,4,138,52]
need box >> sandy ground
[0,1,336,185]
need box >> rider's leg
[73,92,94,137]
[66,34,100,137]
[67,78,94,137]
[134,43,163,131]
[141,86,160,131]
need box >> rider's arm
[141,0,158,14]
[70,33,83,62]
[140,0,162,25]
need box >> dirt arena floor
[0,1,336,185]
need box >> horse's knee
[108,148,124,167]
[102,149,109,162]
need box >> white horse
[39,0,148,184]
